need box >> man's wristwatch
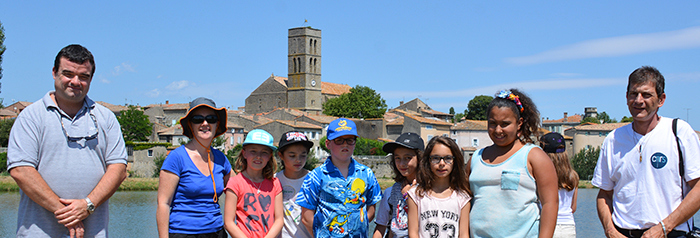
[85,197,95,215]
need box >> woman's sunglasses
[191,115,218,124]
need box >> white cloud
[382,78,624,100]
[112,62,136,76]
[146,89,160,97]
[166,80,195,90]
[505,26,700,65]
[98,76,111,84]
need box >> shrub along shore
[0,175,595,193]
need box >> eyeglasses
[59,113,99,142]
[429,155,454,164]
[332,137,356,145]
[191,115,218,124]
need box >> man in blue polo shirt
[297,118,382,237]
[7,44,127,238]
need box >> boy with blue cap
[296,118,382,237]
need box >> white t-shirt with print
[592,117,700,231]
[275,171,312,238]
[407,187,471,238]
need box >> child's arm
[223,189,247,238]
[372,224,388,238]
[366,204,376,222]
[458,200,470,238]
[572,187,578,213]
[529,148,558,238]
[407,196,419,238]
[264,192,284,238]
[301,207,315,236]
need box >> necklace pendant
[257,189,260,194]
[640,155,642,162]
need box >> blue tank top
[469,144,540,238]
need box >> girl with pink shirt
[224,129,284,238]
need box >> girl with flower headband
[467,89,558,238]
[157,97,232,238]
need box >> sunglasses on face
[332,137,356,145]
[191,115,218,124]
[430,155,454,164]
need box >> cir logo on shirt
[650,152,667,169]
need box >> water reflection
[0,189,698,237]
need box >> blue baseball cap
[243,129,277,151]
[327,118,358,140]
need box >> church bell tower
[287,27,322,113]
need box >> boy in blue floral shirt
[296,118,382,237]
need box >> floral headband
[497,90,524,112]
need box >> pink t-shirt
[226,173,282,238]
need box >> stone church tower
[286,27,322,113]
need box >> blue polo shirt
[296,157,382,237]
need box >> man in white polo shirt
[7,44,127,238]
[593,66,700,238]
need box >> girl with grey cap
[540,132,578,238]
[372,132,424,238]
[156,97,232,238]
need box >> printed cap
[382,132,425,153]
[540,132,565,153]
[243,129,277,151]
[278,131,314,152]
[327,118,358,140]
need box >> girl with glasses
[407,136,472,238]
[468,89,558,238]
[373,132,424,238]
[157,97,231,238]
[224,129,284,238]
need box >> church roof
[321,82,351,96]
[265,75,351,96]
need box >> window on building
[312,131,317,139]
[472,138,479,147]
[426,125,434,130]
[148,150,154,157]
[428,135,434,140]
[237,137,242,144]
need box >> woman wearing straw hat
[157,97,232,238]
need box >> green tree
[621,116,634,123]
[322,85,387,119]
[226,144,243,168]
[152,153,166,178]
[581,116,600,124]
[449,107,455,115]
[0,152,7,173]
[465,95,493,120]
[0,21,5,93]
[571,146,600,180]
[117,105,153,142]
[453,112,464,123]
[212,136,225,150]
[0,118,14,147]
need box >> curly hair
[487,89,541,144]
[235,145,277,179]
[415,136,471,197]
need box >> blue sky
[2,1,700,129]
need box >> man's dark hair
[53,44,95,75]
[628,66,664,97]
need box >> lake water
[1,189,699,237]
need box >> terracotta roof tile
[571,122,630,131]
[256,120,323,130]
[451,120,487,130]
[143,103,189,110]
[403,114,453,126]
[420,108,452,116]
[157,124,183,135]
[0,108,17,117]
[96,101,129,113]
[321,82,351,96]
[227,121,244,129]
[303,114,338,124]
[543,114,583,123]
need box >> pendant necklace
[245,171,263,194]
[634,131,643,163]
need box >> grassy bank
[0,175,596,192]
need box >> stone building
[245,27,350,115]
